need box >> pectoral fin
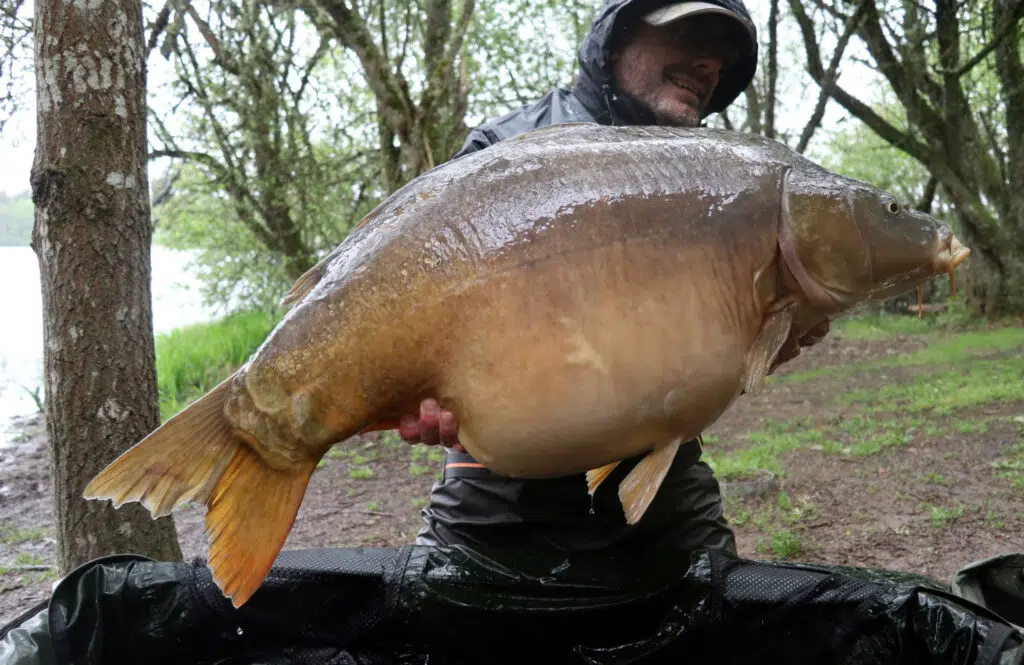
[586,461,621,495]
[618,438,683,525]
[743,302,796,396]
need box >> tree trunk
[31,0,183,573]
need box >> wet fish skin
[82,123,969,608]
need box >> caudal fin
[205,441,316,607]
[83,374,240,517]
[83,372,316,607]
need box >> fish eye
[888,201,900,214]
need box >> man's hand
[398,398,465,453]
[770,318,830,373]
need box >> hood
[571,0,758,125]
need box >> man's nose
[691,52,723,78]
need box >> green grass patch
[923,503,966,528]
[348,465,373,479]
[840,358,1024,415]
[0,522,47,545]
[156,310,280,420]
[991,441,1024,490]
[705,423,824,478]
[834,313,936,341]
[767,529,804,558]
[777,324,1024,385]
[706,415,923,479]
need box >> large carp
[84,123,969,607]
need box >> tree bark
[31,0,183,573]
[764,0,779,139]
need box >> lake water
[0,245,220,444]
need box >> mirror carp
[84,123,970,607]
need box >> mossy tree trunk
[31,0,183,573]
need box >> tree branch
[936,0,1024,77]
[855,0,945,138]
[789,0,931,165]
[303,0,411,138]
[146,1,171,56]
[420,0,476,121]
[182,0,238,75]
[765,0,779,139]
[150,149,225,172]
[795,0,867,153]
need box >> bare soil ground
[3,321,1023,627]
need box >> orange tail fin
[83,375,240,517]
[83,372,316,607]
[205,441,316,607]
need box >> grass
[991,441,1024,490]
[923,503,966,528]
[834,312,938,341]
[738,490,815,560]
[774,323,1024,385]
[0,522,47,545]
[710,314,1024,489]
[155,310,279,420]
[712,313,1023,562]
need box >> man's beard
[636,96,702,128]
[651,102,702,127]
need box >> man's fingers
[419,399,441,447]
[399,414,421,443]
[439,410,460,445]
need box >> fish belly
[437,241,758,479]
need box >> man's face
[611,13,744,127]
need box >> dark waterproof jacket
[453,0,757,158]
[416,0,758,556]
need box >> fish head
[779,167,970,312]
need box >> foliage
[148,0,595,312]
[461,0,591,126]
[149,0,380,309]
[155,309,280,421]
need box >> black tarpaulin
[2,546,1023,665]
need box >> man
[399,0,829,557]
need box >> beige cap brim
[643,2,757,52]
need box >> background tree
[147,0,370,310]
[0,0,32,133]
[149,0,591,311]
[31,0,183,572]
[791,0,1024,314]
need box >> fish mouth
[944,234,971,270]
[936,232,970,299]
[933,229,971,274]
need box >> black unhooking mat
[2,545,1024,665]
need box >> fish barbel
[84,123,970,607]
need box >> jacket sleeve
[451,125,503,160]
[448,89,595,162]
